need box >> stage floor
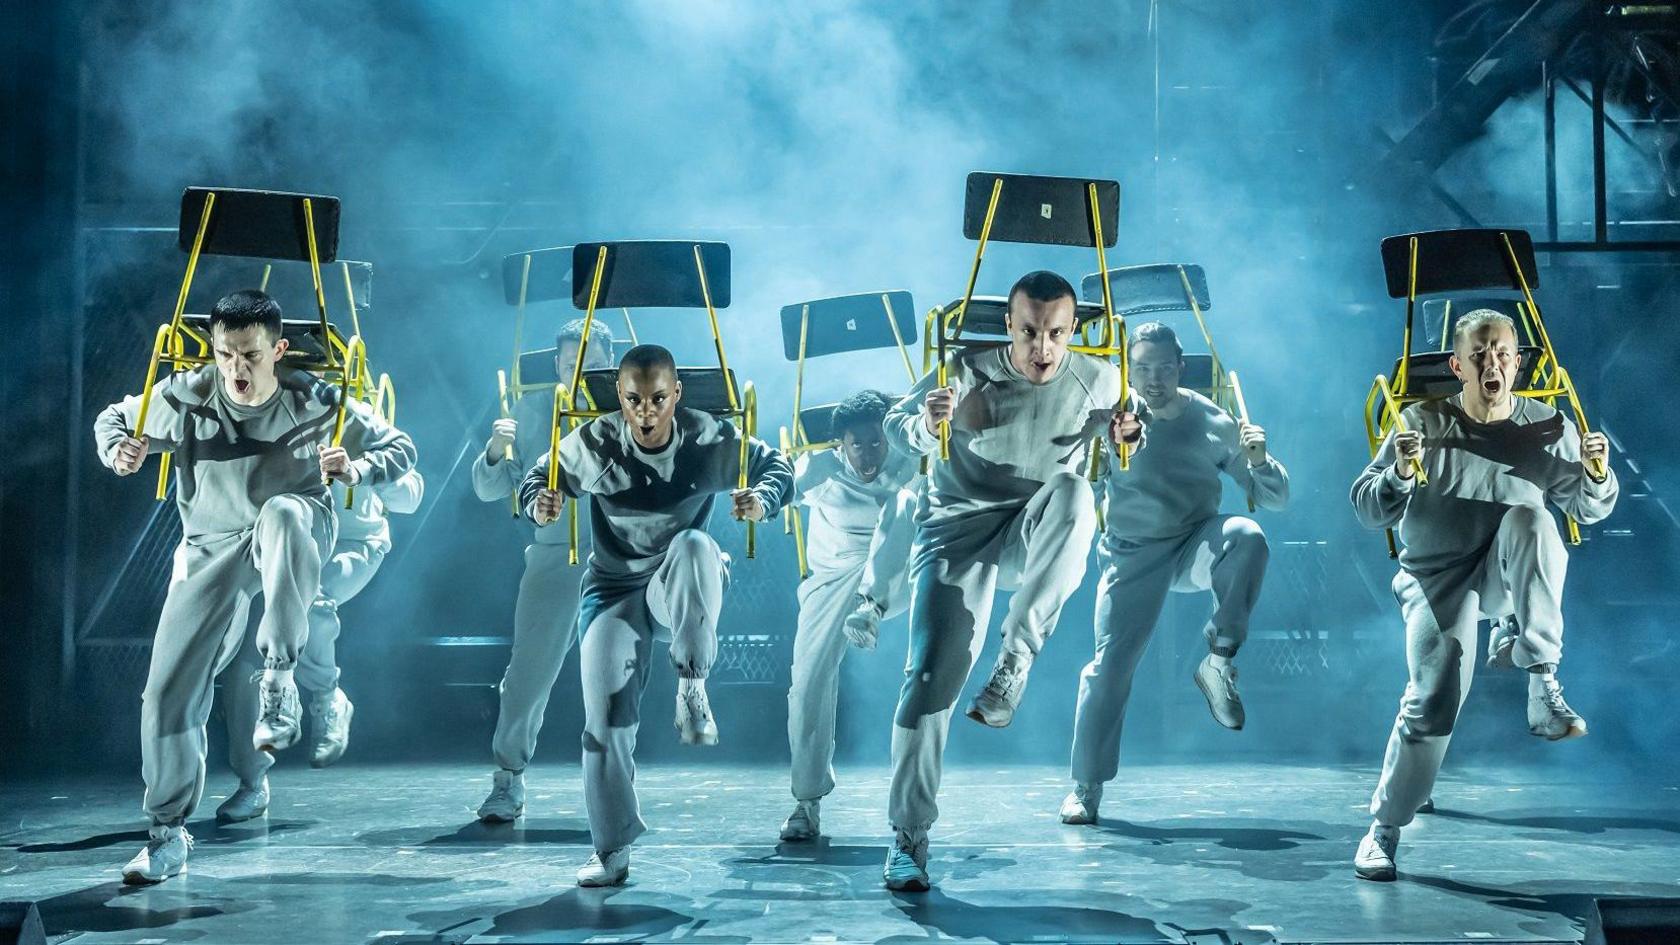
[2,761,1676,944]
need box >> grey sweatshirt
[472,389,579,548]
[518,407,794,582]
[795,446,918,573]
[1351,393,1619,575]
[337,468,426,551]
[883,346,1131,531]
[94,365,418,544]
[1102,388,1289,544]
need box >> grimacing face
[840,422,888,482]
[1005,292,1077,384]
[1451,321,1520,410]
[212,323,287,405]
[1129,340,1184,408]
[617,364,682,449]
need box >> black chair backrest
[179,187,340,263]
[962,172,1119,247]
[945,296,1111,339]
[571,241,731,310]
[1082,264,1211,318]
[779,291,917,360]
[577,367,741,417]
[1380,229,1539,298]
[501,246,574,305]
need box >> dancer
[473,319,615,821]
[1061,321,1290,825]
[782,390,919,842]
[1350,308,1617,882]
[521,344,792,887]
[879,270,1144,890]
[94,289,416,884]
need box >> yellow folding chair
[775,290,919,578]
[543,240,758,566]
[929,171,1131,473]
[1367,228,1602,556]
[130,187,375,506]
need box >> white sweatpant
[787,489,916,802]
[1370,505,1568,827]
[144,495,333,826]
[579,529,728,852]
[1070,514,1270,786]
[888,472,1097,831]
[491,542,586,772]
[222,538,385,788]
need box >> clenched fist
[922,386,958,435]
[1240,421,1268,466]
[1109,410,1144,446]
[1393,430,1424,480]
[532,488,564,526]
[732,488,767,522]
[1582,431,1609,481]
[487,417,517,462]
[112,436,149,476]
[319,445,361,485]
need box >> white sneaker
[675,678,719,746]
[1193,655,1245,730]
[252,672,302,753]
[1354,824,1399,882]
[966,650,1032,728]
[1486,617,1518,669]
[779,799,821,841]
[576,847,630,887]
[477,769,525,822]
[1528,677,1588,740]
[882,828,930,891]
[216,778,270,824]
[309,688,354,768]
[842,596,883,650]
[1059,782,1102,825]
[122,824,193,885]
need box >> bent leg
[251,495,333,670]
[296,542,384,696]
[998,472,1098,658]
[1491,505,1568,669]
[1185,515,1270,654]
[491,543,585,771]
[650,529,727,679]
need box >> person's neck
[1147,389,1187,420]
[635,426,675,453]
[1459,390,1513,424]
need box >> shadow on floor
[34,880,254,938]
[883,887,1170,945]
[1097,818,1325,851]
[355,819,593,849]
[1431,808,1680,836]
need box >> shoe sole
[965,702,1013,728]
[577,871,628,888]
[1354,864,1397,882]
[255,731,300,754]
[884,875,930,892]
[779,830,819,842]
[216,806,268,825]
[1193,672,1244,731]
[311,703,354,769]
[122,866,181,886]
[1532,721,1588,741]
[477,809,524,823]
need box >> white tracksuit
[1352,393,1618,827]
[786,447,919,803]
[93,365,416,827]
[473,389,594,772]
[519,407,793,853]
[1070,389,1290,786]
[222,470,425,788]
[882,346,1135,832]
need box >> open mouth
[639,424,655,438]
[1144,386,1167,399]
[233,378,251,394]
[1032,361,1053,374]
[1481,376,1503,395]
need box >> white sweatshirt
[795,446,918,574]
[336,468,426,552]
[519,407,794,583]
[94,365,417,545]
[1352,393,1619,575]
[1102,388,1289,544]
[472,389,577,548]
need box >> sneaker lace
[1541,683,1570,714]
[682,688,712,722]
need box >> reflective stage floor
[3,762,1676,944]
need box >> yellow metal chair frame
[542,243,758,566]
[776,292,920,578]
[131,190,374,508]
[933,176,1133,472]
[1364,230,1603,556]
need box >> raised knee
[1501,505,1550,537]
[668,529,719,561]
[1402,688,1460,738]
[257,494,311,533]
[1228,517,1269,557]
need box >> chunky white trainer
[576,847,630,887]
[252,672,302,754]
[675,678,719,746]
[1193,655,1245,730]
[842,596,884,650]
[1058,782,1102,825]
[780,799,821,842]
[477,768,525,822]
[1528,677,1588,740]
[882,828,930,891]
[309,688,354,768]
[966,651,1032,728]
[1354,823,1399,882]
[122,824,193,885]
[216,778,270,824]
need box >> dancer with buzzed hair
[522,344,793,887]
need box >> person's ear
[274,337,290,359]
[670,379,683,406]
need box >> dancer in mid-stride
[522,344,792,887]
[1062,320,1290,826]
[878,270,1145,891]
[1350,308,1617,882]
[782,390,918,842]
[94,289,416,884]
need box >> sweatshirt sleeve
[884,367,944,458]
[1217,415,1291,511]
[374,469,426,515]
[1350,428,1415,530]
[744,433,795,519]
[794,450,840,506]
[471,441,522,502]
[517,421,603,523]
[340,400,418,489]
[93,375,190,468]
[1546,421,1620,525]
